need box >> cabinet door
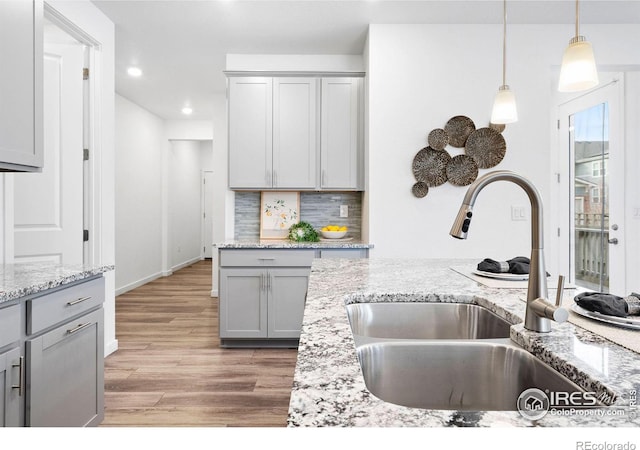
[267,268,310,339]
[228,77,273,189]
[26,308,104,427]
[0,348,22,427]
[320,78,360,190]
[0,0,43,171]
[219,268,268,338]
[273,78,317,189]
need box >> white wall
[114,94,164,293]
[366,24,640,286]
[169,140,204,270]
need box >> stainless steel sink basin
[357,340,584,411]
[346,302,512,340]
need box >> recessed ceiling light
[181,107,193,115]
[127,67,142,77]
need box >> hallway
[102,260,298,426]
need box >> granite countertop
[214,239,374,250]
[287,258,640,427]
[0,262,114,305]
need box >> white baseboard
[170,255,202,273]
[211,289,218,297]
[104,338,118,357]
[161,270,173,277]
[115,272,163,296]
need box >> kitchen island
[287,258,640,427]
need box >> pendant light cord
[575,0,580,37]
[502,0,507,87]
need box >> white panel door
[202,171,214,258]
[14,43,84,264]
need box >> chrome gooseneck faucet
[450,170,569,332]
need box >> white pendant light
[491,0,517,124]
[558,0,599,92]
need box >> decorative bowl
[321,230,347,239]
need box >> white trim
[115,271,163,296]
[211,289,218,297]
[171,255,203,273]
[201,169,214,259]
[105,339,118,357]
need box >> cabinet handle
[258,258,275,261]
[260,273,264,292]
[66,296,92,306]
[11,356,24,397]
[66,322,92,335]
[267,273,271,292]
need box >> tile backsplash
[234,192,363,240]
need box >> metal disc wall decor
[427,128,449,151]
[465,127,506,169]
[412,181,429,198]
[444,116,476,148]
[446,155,479,186]
[412,147,451,187]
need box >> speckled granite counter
[287,258,640,427]
[0,262,114,305]
[214,240,373,250]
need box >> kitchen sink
[356,340,585,411]
[346,302,513,340]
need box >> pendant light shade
[491,0,517,124]
[491,85,518,124]
[558,0,599,92]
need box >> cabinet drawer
[0,304,20,348]
[220,249,315,267]
[27,277,105,335]
[319,249,367,259]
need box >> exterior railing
[575,214,609,290]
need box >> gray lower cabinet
[218,247,368,347]
[219,267,310,343]
[0,347,22,427]
[26,308,104,427]
[0,276,105,427]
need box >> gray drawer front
[220,249,315,267]
[0,304,20,348]
[27,277,105,335]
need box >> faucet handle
[555,275,565,307]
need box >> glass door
[557,78,625,295]
[570,103,609,292]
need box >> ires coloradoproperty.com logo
[517,388,619,420]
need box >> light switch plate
[340,205,349,218]
[511,206,526,221]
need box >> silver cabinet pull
[66,296,92,306]
[66,322,92,335]
[267,273,271,292]
[258,258,275,261]
[12,356,24,397]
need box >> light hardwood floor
[102,260,298,427]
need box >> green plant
[288,221,319,242]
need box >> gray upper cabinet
[272,78,317,189]
[0,0,43,172]
[320,78,361,190]
[228,77,273,189]
[227,74,362,191]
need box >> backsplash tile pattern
[234,192,363,240]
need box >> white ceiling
[90,0,640,120]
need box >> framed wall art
[260,191,300,239]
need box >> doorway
[202,170,214,259]
[557,77,625,294]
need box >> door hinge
[557,227,561,237]
[83,149,89,161]
[83,230,89,242]
[557,119,560,130]
[203,212,206,219]
[203,246,206,253]
[83,68,89,80]
[557,173,560,183]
